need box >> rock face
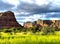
[24,22,33,28]
[23,19,60,28]
[0,11,22,28]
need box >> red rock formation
[0,11,22,28]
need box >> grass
[0,31,60,44]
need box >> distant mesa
[23,19,60,28]
[0,11,22,28]
[24,22,33,28]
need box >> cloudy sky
[0,0,60,25]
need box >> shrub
[4,29,13,35]
[55,28,60,31]
[42,26,55,35]
[31,26,39,33]
[16,27,22,32]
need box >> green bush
[31,26,39,33]
[42,26,55,35]
[55,28,60,31]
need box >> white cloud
[16,14,46,25]
[2,0,20,8]
[49,12,55,15]
[17,14,45,21]
[14,11,30,17]
[0,10,7,12]
[53,0,60,5]
[35,0,49,6]
[21,0,34,4]
[49,0,60,10]
[18,12,30,15]
[50,18,60,20]
[19,23,24,26]
[21,0,49,6]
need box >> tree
[42,26,55,35]
[31,26,39,33]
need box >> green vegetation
[0,26,59,44]
[42,26,55,35]
[0,32,59,44]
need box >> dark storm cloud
[46,12,60,18]
[17,2,60,14]
[17,3,49,13]
[0,0,14,10]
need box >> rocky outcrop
[0,11,22,28]
[24,22,33,28]
[23,19,60,28]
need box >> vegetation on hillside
[0,26,59,35]
[0,26,59,44]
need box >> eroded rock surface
[0,11,22,28]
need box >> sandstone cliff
[23,19,60,28]
[0,11,22,28]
